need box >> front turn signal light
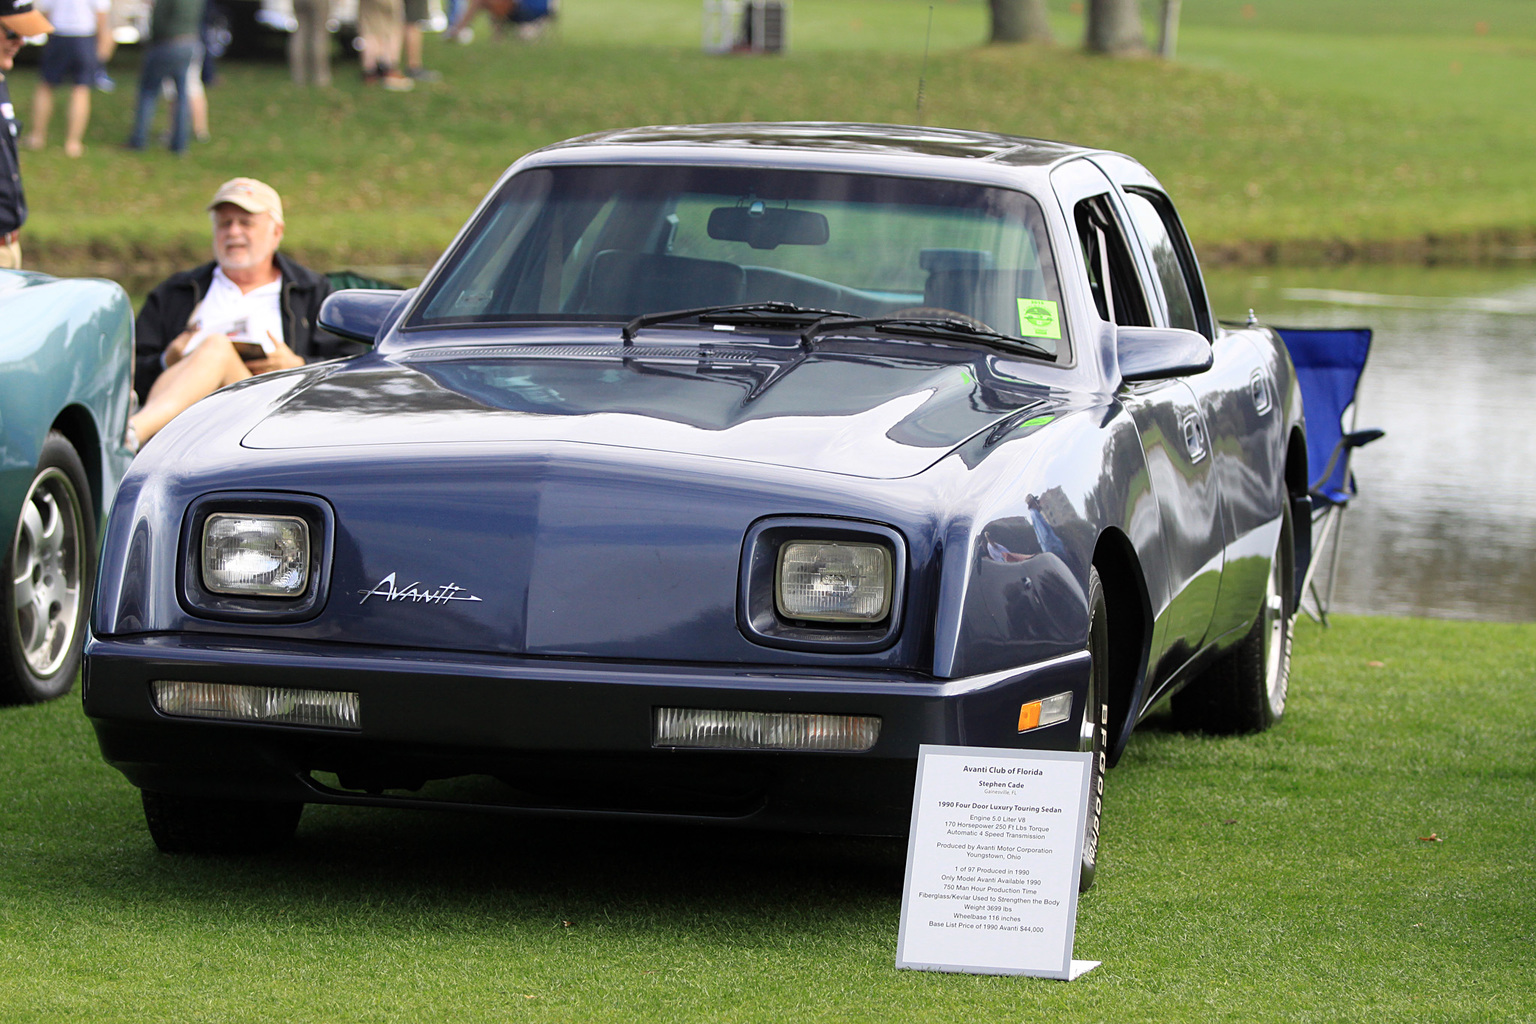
[1017,691,1073,733]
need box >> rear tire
[1173,503,1294,735]
[1079,567,1109,893]
[1,432,95,705]
[142,790,303,855]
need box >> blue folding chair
[1276,327,1385,625]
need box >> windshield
[410,164,1066,358]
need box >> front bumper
[84,634,1089,835]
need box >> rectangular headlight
[654,707,880,752]
[776,540,892,622]
[202,513,310,596]
[153,681,360,730]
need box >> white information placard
[895,745,1098,980]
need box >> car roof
[519,122,1112,188]
[549,122,1088,164]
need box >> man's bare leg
[64,84,91,157]
[128,335,253,444]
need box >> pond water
[1208,264,1536,623]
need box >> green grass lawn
[11,0,1536,276]
[2,615,1532,1022]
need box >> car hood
[241,344,1054,480]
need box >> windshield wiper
[798,314,1055,359]
[622,302,860,342]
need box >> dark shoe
[406,67,441,81]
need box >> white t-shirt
[183,268,285,356]
[38,0,108,38]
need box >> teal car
[1,269,135,703]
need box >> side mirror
[318,288,411,345]
[1117,326,1213,382]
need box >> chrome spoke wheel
[10,468,85,678]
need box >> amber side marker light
[1017,692,1073,733]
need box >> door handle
[1182,413,1207,463]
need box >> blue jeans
[128,38,198,153]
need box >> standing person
[288,0,330,86]
[24,0,109,157]
[0,0,53,269]
[401,0,437,81]
[128,178,367,446]
[125,0,202,154]
[356,0,411,90]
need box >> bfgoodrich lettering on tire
[1080,566,1109,892]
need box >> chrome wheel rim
[10,468,85,678]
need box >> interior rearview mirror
[708,205,830,250]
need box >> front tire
[142,790,304,855]
[1079,567,1109,892]
[1173,504,1294,735]
[1,432,95,704]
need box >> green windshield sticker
[1017,298,1062,339]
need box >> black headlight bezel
[738,517,907,653]
[178,492,335,623]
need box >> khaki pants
[0,239,21,269]
[357,0,404,73]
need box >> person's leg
[309,6,331,86]
[186,57,209,141]
[167,42,196,153]
[287,5,308,83]
[128,335,252,443]
[448,0,488,40]
[128,44,168,148]
[63,84,91,157]
[24,82,52,149]
[404,21,422,69]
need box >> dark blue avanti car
[85,124,1307,889]
[2,270,135,705]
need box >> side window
[1073,195,1151,328]
[1123,188,1213,339]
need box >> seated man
[129,178,368,448]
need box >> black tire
[1,432,96,705]
[1172,503,1294,735]
[1080,567,1109,893]
[142,790,304,855]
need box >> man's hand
[242,335,305,375]
[162,329,198,367]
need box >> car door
[1098,154,1282,644]
[1051,159,1224,674]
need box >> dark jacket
[134,252,364,402]
[0,79,27,235]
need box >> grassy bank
[1,615,1533,1022]
[10,0,1536,276]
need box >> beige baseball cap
[207,178,285,225]
[0,0,54,36]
